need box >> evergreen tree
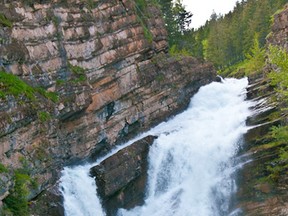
[157,0,192,47]
[185,0,287,69]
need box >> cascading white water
[60,78,253,216]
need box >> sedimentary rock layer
[90,135,157,216]
[0,0,215,213]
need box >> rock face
[236,80,288,215]
[90,135,157,216]
[267,4,288,51]
[236,76,288,216]
[0,0,216,213]
[235,5,288,215]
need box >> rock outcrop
[236,76,288,216]
[235,5,288,215]
[267,4,288,51]
[0,0,215,213]
[90,135,157,216]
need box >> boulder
[90,135,157,216]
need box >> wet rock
[90,135,157,216]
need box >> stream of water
[60,78,254,216]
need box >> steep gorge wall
[267,4,288,51]
[236,5,288,216]
[0,0,215,212]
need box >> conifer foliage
[159,0,287,70]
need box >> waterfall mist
[60,78,253,216]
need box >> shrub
[3,172,30,216]
[37,111,51,122]
[268,45,288,103]
[0,163,8,173]
[0,13,13,28]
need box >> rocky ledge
[90,135,157,216]
[235,75,288,215]
[234,6,288,215]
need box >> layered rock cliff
[0,0,215,214]
[235,5,288,216]
[267,4,288,51]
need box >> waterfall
[60,78,253,216]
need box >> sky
[182,0,239,29]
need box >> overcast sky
[182,0,239,29]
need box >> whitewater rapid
[60,78,253,216]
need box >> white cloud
[182,0,239,29]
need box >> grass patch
[0,163,8,173]
[68,62,87,83]
[35,87,59,103]
[37,111,51,122]
[0,13,13,28]
[0,71,59,102]
[0,71,36,100]
[3,158,38,216]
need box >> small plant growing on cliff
[3,172,30,216]
[268,45,288,103]
[263,125,288,183]
[0,163,8,173]
[134,0,154,43]
[0,13,13,28]
[0,71,59,103]
[35,87,59,103]
[3,158,39,215]
[169,44,191,59]
[0,71,35,100]
[37,111,51,122]
[68,62,87,82]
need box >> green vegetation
[3,158,38,216]
[0,13,13,28]
[139,17,153,43]
[160,0,286,71]
[265,126,288,182]
[3,172,30,216]
[157,0,192,46]
[0,71,58,103]
[262,46,288,183]
[134,0,155,43]
[219,34,266,77]
[68,63,87,83]
[268,45,288,104]
[35,87,59,103]
[0,71,36,100]
[244,45,288,184]
[155,73,165,82]
[0,163,8,173]
[22,0,34,7]
[37,111,51,122]
[169,44,191,59]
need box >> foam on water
[60,78,253,216]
